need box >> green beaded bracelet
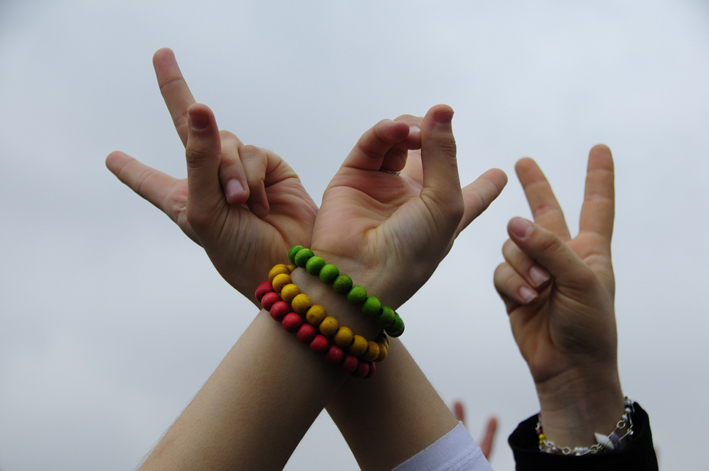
[288,246,405,337]
[319,264,339,284]
[288,245,305,265]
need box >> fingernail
[225,179,245,203]
[511,217,534,239]
[519,286,538,304]
[409,124,421,134]
[188,109,209,131]
[251,202,267,218]
[529,266,550,287]
[434,110,454,124]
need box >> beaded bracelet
[287,246,405,337]
[261,265,389,362]
[536,397,635,455]
[255,269,388,379]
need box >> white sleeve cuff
[392,422,493,471]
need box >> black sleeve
[508,402,658,471]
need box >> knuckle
[185,144,212,169]
[219,129,237,141]
[501,239,517,258]
[536,230,564,255]
[493,263,521,301]
[240,144,263,159]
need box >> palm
[314,161,440,308]
[203,175,317,301]
[510,240,614,383]
[162,178,193,241]
[311,110,507,310]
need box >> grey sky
[1,1,707,469]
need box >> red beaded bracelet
[258,269,390,363]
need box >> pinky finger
[218,131,249,205]
[493,262,538,312]
[240,145,272,219]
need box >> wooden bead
[269,301,290,321]
[324,345,345,365]
[347,285,367,305]
[305,256,326,275]
[375,342,388,362]
[361,341,380,362]
[280,284,301,303]
[361,296,381,317]
[376,306,396,327]
[260,291,281,311]
[319,316,340,337]
[294,248,314,268]
[286,264,296,274]
[306,305,327,326]
[376,333,390,348]
[351,360,370,378]
[255,281,274,302]
[291,293,312,314]
[349,335,368,356]
[288,245,304,265]
[385,313,405,337]
[332,274,352,294]
[309,334,330,355]
[282,313,303,333]
[271,273,292,293]
[268,264,290,282]
[296,323,317,344]
[333,326,354,348]
[339,354,359,373]
[319,264,339,284]
[363,361,376,379]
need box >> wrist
[535,364,624,448]
[289,268,384,341]
[307,247,421,311]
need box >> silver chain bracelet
[535,397,635,455]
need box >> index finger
[340,119,411,171]
[515,158,572,241]
[579,144,615,245]
[153,48,196,146]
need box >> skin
[107,49,507,470]
[493,147,624,447]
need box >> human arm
[494,146,657,466]
[314,110,506,470]
[109,50,506,470]
[134,103,449,470]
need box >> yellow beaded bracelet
[262,264,389,363]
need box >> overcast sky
[1,1,708,469]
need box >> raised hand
[106,49,317,304]
[493,145,624,446]
[312,107,507,308]
[453,400,498,459]
[314,109,505,471]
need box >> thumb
[185,104,225,230]
[507,217,593,288]
[419,104,464,233]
